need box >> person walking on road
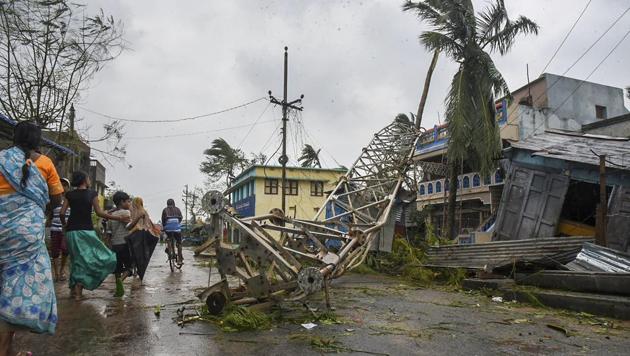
[125,197,160,280]
[0,121,64,354]
[106,191,133,297]
[161,199,184,267]
[49,178,71,282]
[60,171,129,301]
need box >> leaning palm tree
[404,0,538,239]
[200,138,249,188]
[298,144,322,168]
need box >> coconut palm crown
[404,0,538,238]
[298,144,322,168]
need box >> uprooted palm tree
[200,138,249,188]
[404,0,538,239]
[298,144,322,168]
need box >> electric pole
[269,46,304,214]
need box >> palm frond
[481,15,539,55]
[471,47,510,98]
[476,0,507,43]
[445,66,474,163]
[420,31,462,59]
[403,1,443,28]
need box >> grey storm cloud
[77,0,630,217]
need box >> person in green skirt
[59,171,129,301]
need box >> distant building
[1,112,108,195]
[415,73,629,238]
[227,165,346,219]
[89,159,107,197]
[0,112,77,169]
[500,73,628,140]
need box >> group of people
[0,121,184,355]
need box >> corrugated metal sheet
[565,242,630,272]
[425,236,593,269]
[509,130,630,171]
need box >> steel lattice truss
[199,120,421,314]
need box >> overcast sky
[77,0,630,219]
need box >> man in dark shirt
[161,199,184,266]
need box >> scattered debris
[547,324,571,337]
[153,305,162,318]
[492,297,503,303]
[301,323,317,330]
[566,242,630,272]
[366,239,467,287]
[178,332,214,336]
[220,305,272,332]
[425,237,593,270]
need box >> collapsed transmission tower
[199,119,421,314]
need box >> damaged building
[495,130,630,253]
[415,73,629,241]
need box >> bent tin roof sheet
[510,130,630,171]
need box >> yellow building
[227,165,346,219]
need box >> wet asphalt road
[13,246,630,355]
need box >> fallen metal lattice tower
[198,120,421,314]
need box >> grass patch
[351,263,379,275]
[289,335,349,353]
[192,304,272,332]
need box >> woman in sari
[0,121,64,354]
[60,171,129,301]
[126,197,160,280]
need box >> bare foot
[74,284,84,301]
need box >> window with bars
[285,180,298,196]
[310,181,324,196]
[264,179,278,194]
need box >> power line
[501,5,630,134]
[539,0,592,75]
[560,5,630,76]
[297,112,344,168]
[127,120,276,140]
[259,120,282,154]
[520,26,630,141]
[237,102,272,150]
[78,97,267,123]
[550,28,630,119]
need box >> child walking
[60,171,129,301]
[49,178,71,281]
[106,191,132,297]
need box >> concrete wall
[517,105,584,138]
[583,120,630,137]
[545,73,628,128]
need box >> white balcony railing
[418,171,504,198]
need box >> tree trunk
[415,49,440,129]
[446,157,459,240]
